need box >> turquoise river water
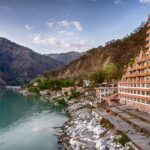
[0,90,68,150]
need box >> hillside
[46,51,81,65]
[50,22,146,80]
[0,37,63,85]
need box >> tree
[90,69,105,85]
[103,63,118,82]
[75,79,83,86]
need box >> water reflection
[0,90,68,150]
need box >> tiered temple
[118,15,150,113]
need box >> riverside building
[118,16,150,113]
[95,83,118,102]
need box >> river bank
[18,88,138,150]
[58,96,138,150]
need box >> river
[0,90,68,150]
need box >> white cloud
[139,0,150,4]
[114,0,122,4]
[33,34,90,49]
[71,21,83,32]
[70,40,88,48]
[47,22,54,27]
[25,24,33,31]
[33,34,45,44]
[47,20,83,32]
[59,30,74,36]
[33,20,87,51]
[57,20,70,28]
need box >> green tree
[90,69,105,85]
[60,79,74,87]
[103,63,118,82]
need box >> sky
[0,0,149,54]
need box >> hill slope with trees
[0,37,63,85]
[50,22,146,81]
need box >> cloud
[114,0,122,4]
[59,30,74,36]
[34,20,87,51]
[71,21,83,32]
[33,34,90,49]
[57,20,70,28]
[46,22,54,27]
[139,0,150,4]
[33,35,67,47]
[47,20,83,32]
[25,24,33,31]
[33,34,45,44]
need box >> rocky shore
[58,96,137,150]
[18,88,137,150]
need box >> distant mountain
[50,22,146,80]
[0,37,63,85]
[46,51,81,65]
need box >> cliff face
[50,23,146,80]
[0,37,63,85]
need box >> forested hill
[0,37,63,85]
[49,22,147,80]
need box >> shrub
[64,92,68,96]
[68,89,80,100]
[30,77,75,91]
[58,98,68,107]
[28,87,40,95]
[116,131,130,146]
[100,118,113,129]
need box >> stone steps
[116,106,150,124]
[109,107,150,137]
[94,108,150,150]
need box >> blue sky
[0,0,149,54]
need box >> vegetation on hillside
[27,76,75,94]
[68,89,81,100]
[50,22,147,81]
[89,63,118,85]
[0,37,63,86]
[26,76,81,108]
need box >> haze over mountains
[0,37,63,85]
[46,51,81,65]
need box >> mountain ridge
[0,37,63,85]
[46,51,81,65]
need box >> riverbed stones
[59,97,137,150]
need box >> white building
[83,80,91,87]
[95,83,117,102]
